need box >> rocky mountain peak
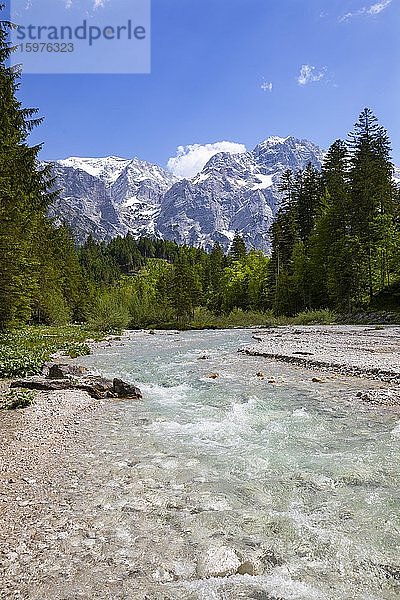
[47,136,329,251]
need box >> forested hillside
[268,109,400,315]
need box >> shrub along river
[4,329,400,599]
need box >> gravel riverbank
[243,325,400,383]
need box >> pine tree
[347,108,397,302]
[0,11,55,327]
[229,232,247,262]
[296,163,324,243]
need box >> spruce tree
[267,169,299,314]
[347,108,397,302]
[0,6,85,327]
[295,163,324,243]
[0,12,52,326]
[229,232,247,262]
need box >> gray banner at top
[9,0,151,74]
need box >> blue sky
[13,0,400,171]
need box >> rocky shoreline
[242,324,400,405]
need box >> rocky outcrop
[47,156,177,244]
[11,375,142,400]
[112,378,143,398]
[46,363,88,378]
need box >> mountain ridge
[47,136,397,251]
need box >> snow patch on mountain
[57,156,131,184]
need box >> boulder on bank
[46,363,88,379]
[113,378,142,399]
[79,376,116,399]
[11,375,142,401]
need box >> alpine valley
[47,136,325,251]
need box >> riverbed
[1,328,399,599]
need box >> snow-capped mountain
[56,156,131,184]
[47,136,325,250]
[49,156,178,243]
[157,137,324,250]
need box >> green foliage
[0,345,49,378]
[0,326,102,378]
[228,232,247,262]
[269,108,400,316]
[1,389,36,410]
[292,309,336,325]
[88,289,131,333]
[0,8,89,329]
[64,342,91,359]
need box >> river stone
[113,378,142,399]
[196,546,241,578]
[151,566,174,582]
[11,375,142,401]
[47,363,88,379]
[378,563,400,580]
[237,558,264,576]
[11,377,74,391]
[356,389,400,406]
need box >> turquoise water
[72,329,400,599]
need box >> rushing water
[57,329,400,599]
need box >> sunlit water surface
[68,329,400,600]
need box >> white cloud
[339,0,392,21]
[261,80,273,92]
[297,64,326,86]
[367,0,392,14]
[167,141,247,178]
[64,0,107,8]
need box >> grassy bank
[0,325,105,379]
[143,308,337,330]
[145,307,399,330]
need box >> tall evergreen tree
[0,11,55,326]
[347,108,397,302]
[229,232,247,262]
[0,7,87,327]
